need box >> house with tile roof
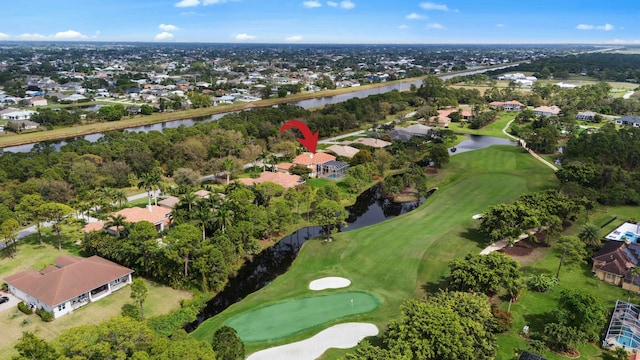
[325,144,360,158]
[592,241,640,290]
[532,105,561,117]
[292,152,336,177]
[347,137,391,148]
[83,205,172,234]
[236,171,303,189]
[489,100,525,111]
[5,255,133,319]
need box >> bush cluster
[35,308,54,322]
[17,302,32,315]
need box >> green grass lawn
[0,233,192,358]
[226,291,379,342]
[448,112,516,139]
[190,145,558,357]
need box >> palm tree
[137,172,162,210]
[268,154,279,172]
[222,158,236,185]
[113,189,128,208]
[179,191,198,213]
[193,201,212,240]
[214,201,234,233]
[106,214,127,237]
[578,223,601,247]
[257,150,270,172]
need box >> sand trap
[472,213,483,219]
[246,322,378,360]
[309,277,351,291]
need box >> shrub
[492,308,512,333]
[121,303,142,321]
[17,302,33,315]
[35,308,54,322]
[527,274,557,292]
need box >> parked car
[0,296,9,304]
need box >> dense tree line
[516,53,640,83]
[558,123,640,205]
[345,291,498,360]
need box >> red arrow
[279,119,319,154]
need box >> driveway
[0,292,20,314]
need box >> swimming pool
[624,231,640,243]
[617,329,640,349]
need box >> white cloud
[496,23,506,28]
[340,0,355,9]
[159,24,179,31]
[203,0,235,4]
[303,1,322,8]
[406,12,424,20]
[17,33,48,40]
[420,2,449,11]
[154,32,175,41]
[327,1,337,6]
[577,23,614,31]
[54,30,89,40]
[0,32,10,39]
[426,23,446,30]
[235,33,256,41]
[175,0,200,7]
[285,35,303,42]
[398,25,409,30]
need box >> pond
[183,182,425,332]
[449,134,515,155]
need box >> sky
[0,0,639,44]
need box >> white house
[29,97,48,107]
[616,115,640,128]
[0,109,37,120]
[5,255,133,319]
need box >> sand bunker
[472,213,483,219]
[246,322,378,360]
[309,277,351,291]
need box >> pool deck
[606,222,640,241]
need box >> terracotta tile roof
[114,206,171,225]
[83,221,105,233]
[236,172,302,189]
[5,256,133,307]
[277,162,293,170]
[292,152,336,166]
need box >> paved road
[623,91,635,100]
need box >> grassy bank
[189,145,557,357]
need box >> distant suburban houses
[5,255,133,319]
[532,105,561,117]
[489,100,525,111]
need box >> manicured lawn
[0,233,192,358]
[448,112,516,139]
[190,145,557,357]
[226,291,379,342]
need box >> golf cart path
[502,119,558,172]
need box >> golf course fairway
[190,145,558,357]
[226,291,379,342]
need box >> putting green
[226,291,379,342]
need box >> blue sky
[1,0,638,44]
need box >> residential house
[489,100,525,111]
[325,144,360,159]
[576,111,596,121]
[347,137,391,148]
[8,119,39,130]
[616,115,640,128]
[5,255,133,319]
[29,97,48,107]
[237,171,303,189]
[518,351,547,360]
[83,205,172,234]
[592,240,640,290]
[292,152,336,177]
[158,196,180,209]
[532,106,561,117]
[1,109,37,121]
